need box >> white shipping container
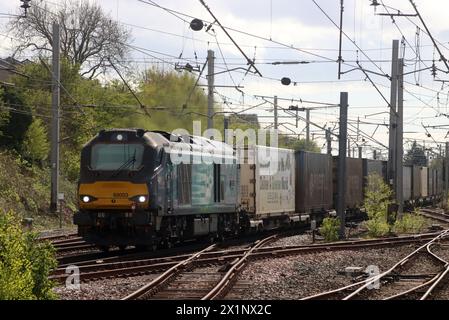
[238,146,295,218]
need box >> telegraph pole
[326,128,332,155]
[207,49,215,130]
[50,22,60,213]
[388,40,399,189]
[396,58,404,217]
[358,146,362,159]
[337,92,348,239]
[306,108,310,142]
[274,95,278,130]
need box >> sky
[1,0,449,158]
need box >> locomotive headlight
[129,195,148,203]
[80,195,97,203]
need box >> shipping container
[295,151,333,213]
[420,167,428,198]
[238,146,295,218]
[436,167,444,195]
[403,165,412,201]
[412,165,422,200]
[333,157,364,209]
[362,159,387,182]
[428,168,435,197]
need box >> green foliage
[364,173,392,220]
[61,148,80,182]
[137,68,209,132]
[24,232,58,299]
[0,87,9,134]
[279,136,320,152]
[20,117,50,163]
[364,173,393,237]
[0,150,76,228]
[0,210,57,299]
[404,141,427,166]
[0,87,32,150]
[319,217,340,242]
[393,209,427,234]
[365,217,390,237]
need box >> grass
[0,150,77,231]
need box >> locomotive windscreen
[90,143,144,171]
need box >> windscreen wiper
[110,150,137,178]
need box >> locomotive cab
[74,129,163,248]
[73,128,240,249]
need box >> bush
[365,217,390,237]
[21,117,50,164]
[0,150,77,229]
[0,210,57,300]
[320,217,340,242]
[394,210,427,234]
[364,173,393,237]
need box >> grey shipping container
[295,151,333,213]
[436,167,443,195]
[333,157,364,209]
[362,159,387,198]
[403,165,412,201]
[362,159,387,182]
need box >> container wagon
[295,151,333,220]
[412,165,422,201]
[238,146,297,230]
[403,165,413,204]
[333,157,364,212]
[419,166,428,201]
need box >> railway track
[419,208,449,224]
[301,230,449,300]
[121,235,277,300]
[38,232,78,242]
[37,232,97,254]
[50,231,441,284]
[53,239,96,253]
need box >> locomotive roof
[89,128,235,155]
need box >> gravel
[54,274,159,300]
[226,244,424,300]
[52,221,449,300]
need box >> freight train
[73,129,444,250]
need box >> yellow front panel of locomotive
[79,181,148,210]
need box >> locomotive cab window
[91,143,144,171]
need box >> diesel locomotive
[74,128,445,250]
[74,128,241,249]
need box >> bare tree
[9,1,131,79]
